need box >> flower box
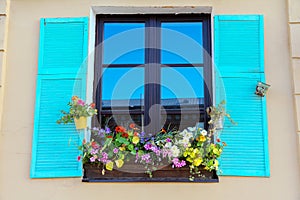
[82,163,218,183]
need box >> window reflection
[103,23,145,64]
[102,67,144,110]
[161,22,203,64]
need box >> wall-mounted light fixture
[255,81,270,97]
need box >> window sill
[82,163,219,183]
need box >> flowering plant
[74,102,234,181]
[57,96,97,124]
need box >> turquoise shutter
[214,15,270,176]
[30,17,88,178]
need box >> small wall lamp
[255,81,270,97]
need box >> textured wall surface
[0,0,9,138]
[0,0,300,200]
[288,0,300,166]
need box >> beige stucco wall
[288,0,300,163]
[0,0,10,136]
[1,0,300,200]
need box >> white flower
[186,131,193,139]
[164,142,172,148]
[181,137,190,146]
[170,145,180,157]
[201,130,207,136]
[179,129,193,139]
[179,129,188,136]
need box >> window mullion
[144,16,161,134]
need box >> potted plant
[76,102,234,182]
[57,96,97,129]
[57,99,235,182]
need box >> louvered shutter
[214,15,270,176]
[30,17,88,178]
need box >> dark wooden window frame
[89,14,214,182]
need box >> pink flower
[90,157,96,162]
[172,158,186,168]
[77,99,85,106]
[113,148,119,154]
[77,156,81,161]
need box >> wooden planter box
[82,163,218,182]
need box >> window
[31,14,269,181]
[94,14,212,134]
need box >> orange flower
[72,96,79,101]
[129,123,135,129]
[91,141,98,148]
[106,135,113,139]
[115,126,126,133]
[121,133,129,138]
[90,103,96,108]
[134,132,139,136]
[161,128,166,133]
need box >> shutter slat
[30,17,88,178]
[214,15,270,177]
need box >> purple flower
[113,148,119,154]
[162,149,172,158]
[172,158,186,168]
[92,127,99,131]
[166,138,171,142]
[91,149,99,155]
[150,146,161,155]
[90,157,96,162]
[135,152,139,163]
[99,128,105,135]
[140,132,145,137]
[100,152,109,163]
[105,127,111,133]
[141,154,151,163]
[144,143,152,150]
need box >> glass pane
[161,22,203,64]
[102,67,144,110]
[103,23,145,64]
[161,113,204,131]
[102,114,143,130]
[161,67,204,131]
[161,67,204,100]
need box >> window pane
[161,67,204,100]
[161,113,204,131]
[103,23,145,64]
[101,114,143,130]
[161,22,203,64]
[161,67,204,131]
[102,67,144,110]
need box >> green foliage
[61,101,235,181]
[56,96,97,124]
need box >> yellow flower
[115,159,124,168]
[132,136,140,144]
[199,135,206,142]
[106,161,114,171]
[214,160,219,170]
[119,147,126,151]
[214,160,219,167]
[193,158,203,166]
